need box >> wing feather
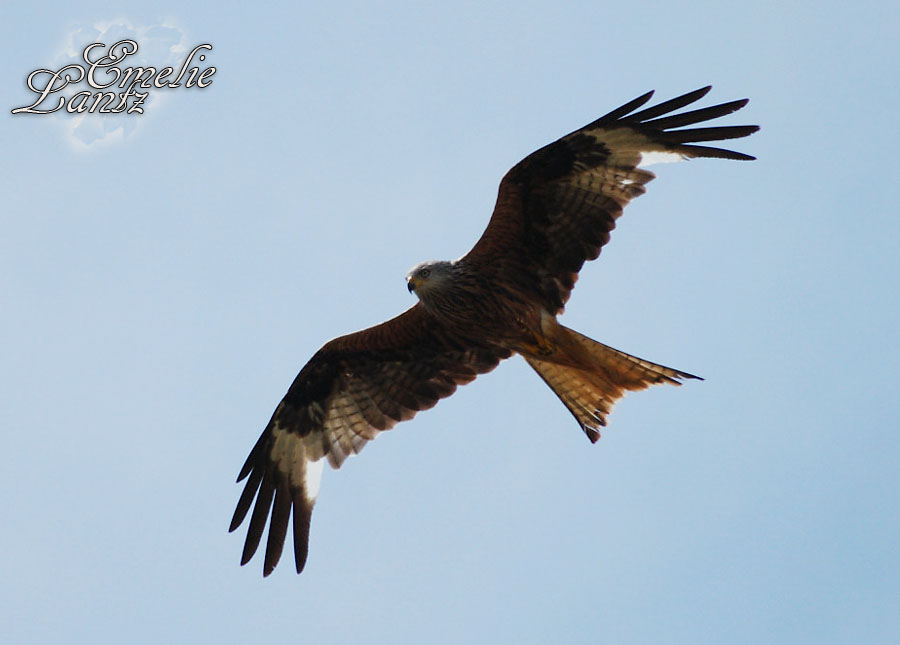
[621,86,710,121]
[464,86,758,313]
[641,98,750,131]
[230,304,510,575]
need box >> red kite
[230,86,758,575]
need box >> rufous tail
[523,324,700,442]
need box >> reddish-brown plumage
[231,86,757,575]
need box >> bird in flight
[230,86,758,576]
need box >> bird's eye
[420,268,431,278]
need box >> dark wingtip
[293,494,312,574]
[680,85,713,103]
[593,89,656,124]
[237,426,271,484]
[623,86,713,123]
[678,145,758,161]
[588,88,757,163]
[240,549,253,567]
[228,516,241,534]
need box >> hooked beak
[407,277,416,293]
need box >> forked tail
[523,324,700,442]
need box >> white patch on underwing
[304,458,324,503]
[637,150,686,167]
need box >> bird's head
[406,260,454,299]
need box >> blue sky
[2,2,899,643]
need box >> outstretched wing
[464,86,758,314]
[229,304,510,576]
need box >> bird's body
[408,259,538,350]
[230,86,758,576]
